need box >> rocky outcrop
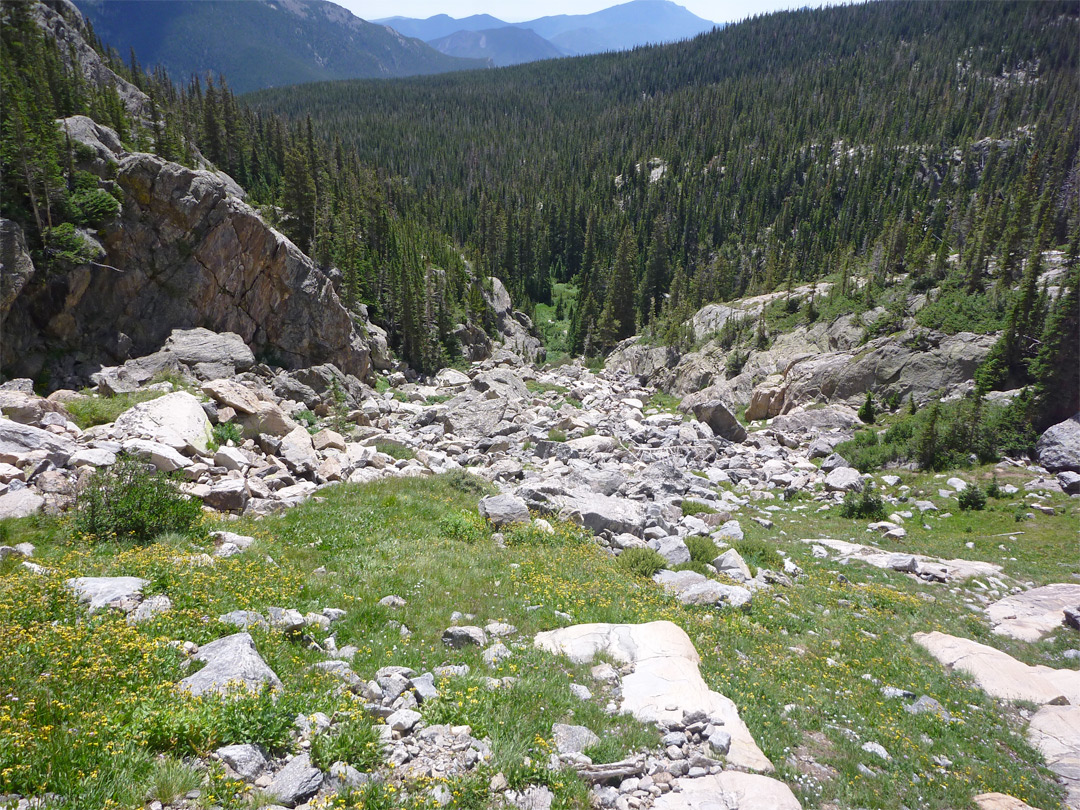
[0,219,35,322]
[483,277,545,363]
[32,1,152,120]
[2,136,378,384]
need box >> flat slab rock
[802,538,1002,581]
[973,794,1040,810]
[66,576,148,612]
[1027,704,1080,809]
[913,631,1080,706]
[987,583,1080,642]
[652,772,801,810]
[535,621,773,773]
[177,632,282,696]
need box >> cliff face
[1,117,377,387]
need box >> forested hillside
[247,1,1078,379]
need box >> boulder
[113,392,213,454]
[239,401,297,438]
[825,466,863,493]
[69,447,116,468]
[217,743,267,782]
[443,395,506,438]
[683,399,746,442]
[653,536,690,566]
[122,439,191,472]
[162,328,254,370]
[443,626,487,648]
[479,494,530,527]
[0,419,76,465]
[66,576,148,613]
[745,375,787,422]
[3,150,376,384]
[0,391,72,427]
[264,753,322,807]
[202,378,261,414]
[714,548,752,581]
[554,489,646,536]
[0,489,45,519]
[1036,414,1080,473]
[654,570,751,608]
[204,478,249,512]
[552,723,599,754]
[178,632,282,696]
[278,426,318,475]
[973,795,1038,810]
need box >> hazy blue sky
[339,0,826,24]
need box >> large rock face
[0,219,35,321]
[2,147,375,385]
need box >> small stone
[442,625,487,647]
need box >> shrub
[958,484,987,511]
[311,715,382,771]
[547,429,567,442]
[43,222,101,264]
[443,469,497,497]
[74,456,203,544]
[70,186,120,227]
[212,421,242,447]
[685,536,721,565]
[838,490,886,520]
[681,500,718,517]
[295,409,318,427]
[732,537,784,572]
[986,476,1004,499]
[617,547,667,578]
[136,684,294,755]
[858,392,877,424]
[439,511,487,544]
[724,349,749,379]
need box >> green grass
[376,442,416,460]
[0,466,1075,810]
[526,380,570,396]
[66,389,168,429]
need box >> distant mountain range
[425,27,564,67]
[72,0,717,91]
[379,0,718,62]
[73,0,484,93]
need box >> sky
[336,0,825,24]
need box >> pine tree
[597,228,637,347]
